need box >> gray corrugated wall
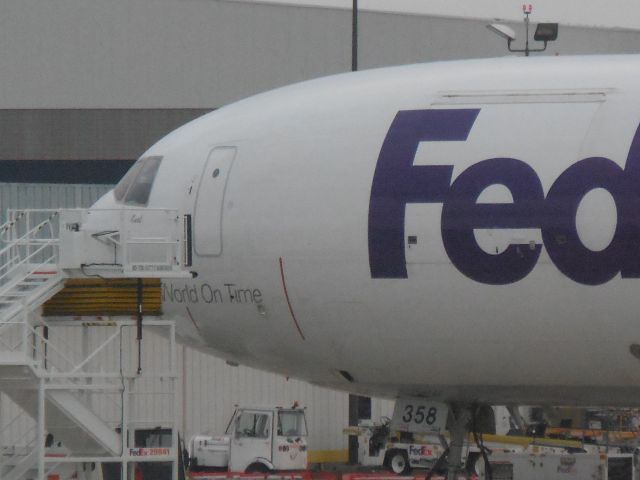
[0,109,211,161]
[0,183,113,221]
[2,0,640,109]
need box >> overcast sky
[229,0,640,30]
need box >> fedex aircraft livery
[96,55,640,406]
[369,108,640,286]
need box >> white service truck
[189,405,308,473]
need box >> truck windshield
[277,411,307,437]
[235,412,270,439]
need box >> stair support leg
[172,322,178,480]
[122,378,131,480]
[38,376,45,480]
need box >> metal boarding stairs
[0,211,64,352]
[0,208,191,480]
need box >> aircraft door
[194,146,237,256]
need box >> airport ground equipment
[346,418,640,478]
[546,426,640,444]
[189,405,308,473]
[473,450,637,480]
[0,208,191,480]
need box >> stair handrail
[0,211,26,240]
[0,319,106,383]
[28,325,79,376]
[0,251,60,335]
[0,214,58,264]
[0,281,62,353]
[0,210,58,245]
[0,252,63,359]
[28,322,128,384]
[0,223,56,289]
[28,323,129,426]
[0,247,59,296]
[68,327,123,375]
[0,214,59,259]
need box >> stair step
[0,272,59,297]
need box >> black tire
[387,450,410,475]
[245,463,270,473]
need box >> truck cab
[190,405,308,473]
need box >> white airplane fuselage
[94,55,640,406]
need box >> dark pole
[352,0,358,71]
[348,394,371,464]
[524,11,530,57]
[136,278,143,374]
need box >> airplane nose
[91,189,119,210]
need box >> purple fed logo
[368,109,640,285]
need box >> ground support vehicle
[546,426,640,444]
[348,421,531,474]
[474,450,637,480]
[189,406,308,473]
[347,420,640,478]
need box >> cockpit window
[113,161,144,202]
[113,156,162,206]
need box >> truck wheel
[388,450,410,474]
[245,463,270,473]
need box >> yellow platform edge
[308,449,348,464]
